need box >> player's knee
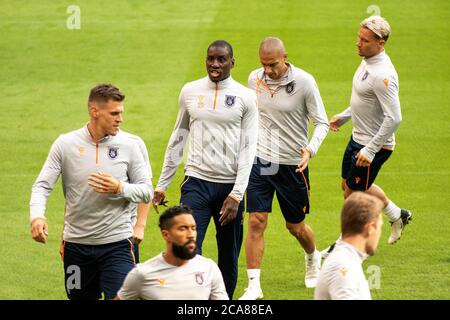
[286,221,306,238]
[248,214,267,234]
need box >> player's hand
[88,172,121,194]
[296,147,311,173]
[152,190,168,214]
[219,196,240,226]
[31,218,48,244]
[356,152,371,167]
[133,224,145,245]
[59,241,65,262]
[329,115,342,132]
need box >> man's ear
[161,230,170,242]
[88,102,98,118]
[231,57,235,69]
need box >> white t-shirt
[117,253,229,300]
[315,240,371,300]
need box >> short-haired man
[240,37,329,299]
[325,16,412,254]
[315,192,384,300]
[30,84,153,299]
[152,40,258,299]
[116,206,228,300]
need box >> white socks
[384,200,401,222]
[247,269,261,289]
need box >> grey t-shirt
[30,125,153,245]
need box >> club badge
[195,272,204,285]
[362,71,369,81]
[107,146,119,159]
[286,81,296,94]
[225,95,236,108]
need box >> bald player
[323,16,412,258]
[152,40,258,299]
[240,37,329,300]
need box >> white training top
[337,51,402,162]
[315,240,371,300]
[248,64,329,165]
[117,253,229,300]
[156,76,258,201]
[30,125,153,245]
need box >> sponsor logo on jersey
[107,146,119,159]
[79,146,85,155]
[339,267,348,277]
[224,95,236,108]
[383,78,389,87]
[159,278,165,286]
[195,272,204,285]
[355,177,361,184]
[286,81,296,94]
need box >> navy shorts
[246,157,310,224]
[342,136,392,191]
[63,237,136,300]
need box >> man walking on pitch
[240,37,329,300]
[30,84,153,299]
[116,206,228,300]
[152,40,258,299]
[315,192,384,300]
[324,16,412,256]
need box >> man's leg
[63,242,101,300]
[239,212,268,300]
[180,176,213,255]
[212,198,244,299]
[344,181,412,244]
[239,157,274,300]
[98,238,135,300]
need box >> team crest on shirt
[286,81,296,94]
[107,146,119,159]
[224,95,236,108]
[362,71,369,81]
[195,272,204,285]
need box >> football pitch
[1,0,449,300]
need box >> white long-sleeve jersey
[248,64,329,165]
[315,240,371,300]
[156,76,258,201]
[337,51,402,162]
[117,253,229,300]
[30,125,153,245]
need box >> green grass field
[1,0,449,300]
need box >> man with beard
[315,192,384,300]
[116,206,228,300]
[152,40,258,299]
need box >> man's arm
[219,92,258,226]
[358,74,402,162]
[329,107,352,132]
[29,137,63,243]
[134,137,153,243]
[297,78,329,172]
[153,87,190,207]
